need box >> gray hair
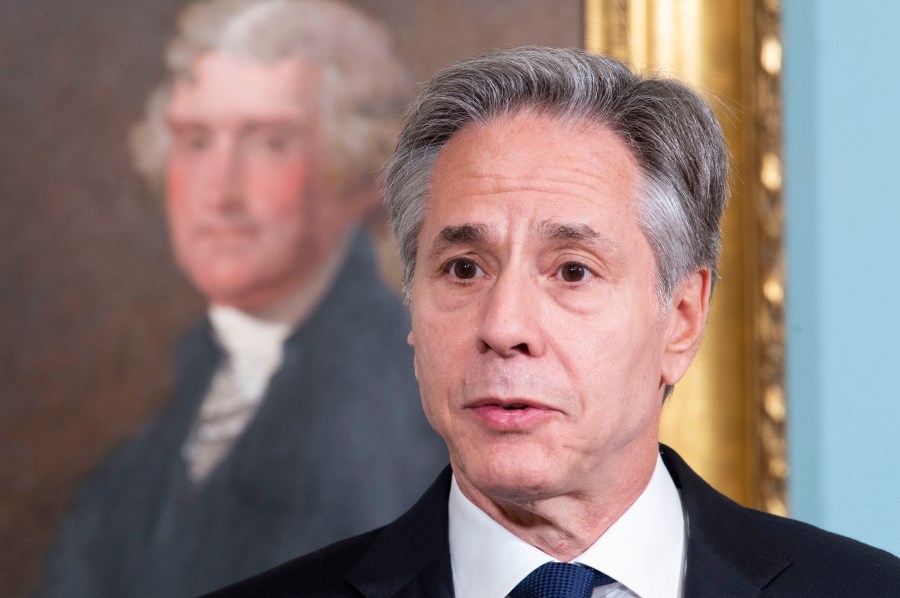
[384,46,729,308]
[131,0,412,196]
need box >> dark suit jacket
[205,445,900,597]
[39,231,447,598]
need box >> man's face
[409,111,707,507]
[165,52,359,310]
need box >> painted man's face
[165,51,357,310]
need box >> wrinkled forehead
[432,110,640,200]
[424,111,643,238]
[435,108,638,182]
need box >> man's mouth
[467,397,551,410]
[465,398,559,429]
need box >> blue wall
[783,1,900,555]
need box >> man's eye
[263,134,290,153]
[558,262,591,282]
[174,134,211,153]
[447,258,482,280]
[246,129,301,155]
[187,137,210,151]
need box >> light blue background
[783,0,900,555]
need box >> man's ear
[407,329,419,381]
[661,269,712,386]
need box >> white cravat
[449,454,686,598]
[181,233,351,481]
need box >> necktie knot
[510,562,614,598]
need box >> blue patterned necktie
[509,562,615,598]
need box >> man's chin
[454,450,566,507]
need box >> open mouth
[502,404,529,410]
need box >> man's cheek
[165,159,193,203]
[251,163,314,212]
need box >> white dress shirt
[448,454,686,598]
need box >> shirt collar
[448,454,685,598]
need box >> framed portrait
[0,1,783,594]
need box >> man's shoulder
[661,446,900,594]
[743,506,900,592]
[201,528,383,597]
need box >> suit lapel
[681,536,764,597]
[346,467,455,598]
[661,445,793,597]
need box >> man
[39,1,445,596]
[206,47,900,597]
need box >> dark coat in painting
[39,232,447,598]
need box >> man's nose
[202,141,244,210]
[476,268,545,358]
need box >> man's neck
[453,445,658,561]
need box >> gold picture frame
[584,0,787,514]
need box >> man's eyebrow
[538,221,620,252]
[427,224,492,260]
